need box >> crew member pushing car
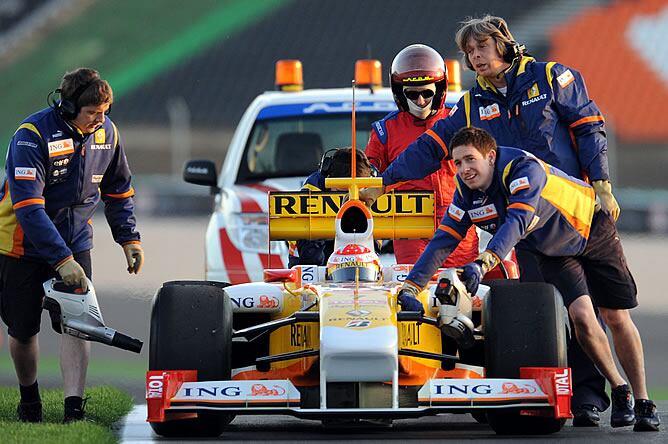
[399,127,659,432]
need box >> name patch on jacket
[448,204,465,222]
[17,140,38,148]
[48,138,74,157]
[557,69,575,88]
[509,177,530,194]
[92,175,104,183]
[15,167,36,180]
[479,104,500,121]
[468,204,498,223]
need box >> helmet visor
[328,264,380,282]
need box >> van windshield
[237,112,388,182]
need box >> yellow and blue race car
[146,174,572,437]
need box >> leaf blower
[42,278,143,353]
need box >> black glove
[397,287,424,314]
[460,261,483,295]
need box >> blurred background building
[1,0,667,231]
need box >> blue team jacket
[405,146,596,288]
[0,106,140,267]
[383,56,609,186]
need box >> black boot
[610,384,635,427]
[63,396,88,423]
[17,401,42,423]
[634,399,660,431]
[572,404,600,427]
[17,381,42,422]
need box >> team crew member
[365,44,477,266]
[0,68,144,423]
[399,127,659,432]
[360,15,615,425]
[288,147,373,267]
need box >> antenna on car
[325,78,382,198]
[351,79,357,181]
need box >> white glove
[56,258,88,292]
[122,242,144,274]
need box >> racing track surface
[118,401,668,443]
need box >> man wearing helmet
[365,44,478,266]
[326,243,381,283]
[360,16,627,430]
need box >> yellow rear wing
[268,190,435,240]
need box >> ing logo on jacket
[479,103,500,121]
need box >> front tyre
[483,281,568,435]
[148,280,234,437]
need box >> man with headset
[365,44,478,267]
[360,15,619,427]
[0,67,143,422]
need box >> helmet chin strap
[406,99,434,119]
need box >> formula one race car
[147,175,572,437]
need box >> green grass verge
[0,385,133,444]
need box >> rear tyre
[149,280,234,437]
[483,281,568,435]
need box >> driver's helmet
[326,243,381,282]
[390,44,448,113]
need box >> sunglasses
[404,89,435,100]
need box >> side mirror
[183,160,220,194]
